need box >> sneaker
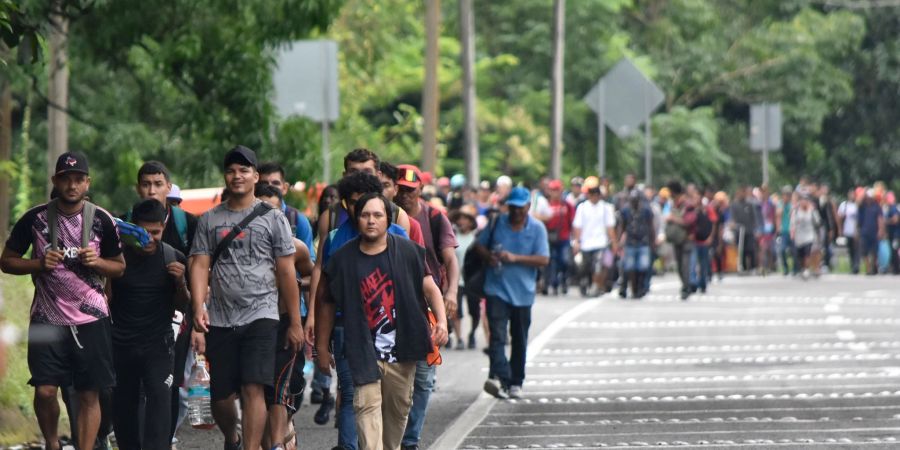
[401,446,420,450]
[455,339,465,350]
[310,389,324,404]
[314,394,335,425]
[508,385,523,399]
[483,378,509,399]
[224,435,242,450]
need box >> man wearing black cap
[1,152,125,450]
[109,199,189,450]
[189,145,301,450]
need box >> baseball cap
[479,180,491,190]
[167,184,183,202]
[450,174,466,189]
[506,186,531,207]
[396,164,424,189]
[55,152,89,176]
[548,179,563,190]
[496,175,513,188]
[223,145,258,169]
[437,176,450,188]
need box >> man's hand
[315,349,334,374]
[193,307,210,333]
[303,319,315,347]
[431,320,449,347]
[191,330,206,355]
[285,322,304,353]
[167,261,186,280]
[42,250,64,272]
[498,251,517,264]
[79,247,101,268]
[443,295,458,318]
[571,241,581,255]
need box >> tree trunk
[549,0,566,180]
[421,0,441,173]
[0,72,11,239]
[47,0,70,197]
[459,0,479,186]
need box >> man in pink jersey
[1,152,125,450]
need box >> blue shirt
[479,215,549,307]
[283,203,315,262]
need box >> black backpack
[695,207,714,241]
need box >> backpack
[426,203,446,265]
[47,199,96,251]
[695,207,714,241]
[623,207,653,243]
[126,205,188,249]
[664,205,687,245]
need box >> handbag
[462,214,499,299]
[425,308,442,366]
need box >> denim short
[623,245,651,272]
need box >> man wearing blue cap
[473,186,549,399]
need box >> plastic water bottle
[187,354,215,430]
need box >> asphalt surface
[174,274,900,449]
[446,275,900,449]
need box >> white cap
[496,175,513,187]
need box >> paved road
[175,275,900,449]
[443,275,900,449]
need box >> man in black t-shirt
[110,199,189,450]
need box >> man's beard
[360,231,385,243]
[57,192,85,205]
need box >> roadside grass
[1,274,46,445]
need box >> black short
[206,318,279,401]
[264,317,305,414]
[28,318,116,391]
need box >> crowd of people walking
[1,144,897,450]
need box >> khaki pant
[354,360,417,450]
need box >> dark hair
[353,193,392,226]
[317,184,339,214]
[337,171,383,202]
[254,182,283,201]
[666,180,684,196]
[131,198,167,223]
[220,188,230,203]
[258,162,285,178]
[137,161,171,183]
[379,161,397,182]
[343,148,380,170]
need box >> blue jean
[547,241,570,289]
[332,326,358,450]
[311,366,332,395]
[778,233,795,274]
[486,296,531,387]
[689,244,711,290]
[401,360,435,446]
[623,245,651,272]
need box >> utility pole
[459,0,479,186]
[549,0,566,180]
[47,0,69,197]
[421,0,441,173]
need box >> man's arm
[314,279,336,373]
[0,247,50,275]
[189,255,211,333]
[80,251,125,279]
[440,246,459,315]
[499,251,549,268]
[423,276,449,347]
[276,254,303,352]
[397,208,412,235]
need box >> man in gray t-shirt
[189,145,301,450]
[192,199,295,326]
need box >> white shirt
[838,201,858,237]
[573,199,616,251]
[530,193,551,219]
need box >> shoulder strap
[328,204,339,233]
[427,204,444,261]
[81,202,96,248]
[210,202,273,270]
[171,206,188,247]
[48,200,59,251]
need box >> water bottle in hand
[187,354,215,430]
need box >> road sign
[750,103,782,151]
[272,40,339,182]
[583,58,665,184]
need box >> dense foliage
[2,0,898,216]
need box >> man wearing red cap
[393,164,459,450]
[543,180,575,295]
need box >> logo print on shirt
[360,267,396,331]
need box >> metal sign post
[750,103,782,187]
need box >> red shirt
[546,200,575,241]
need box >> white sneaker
[508,385,523,399]
[483,378,509,399]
